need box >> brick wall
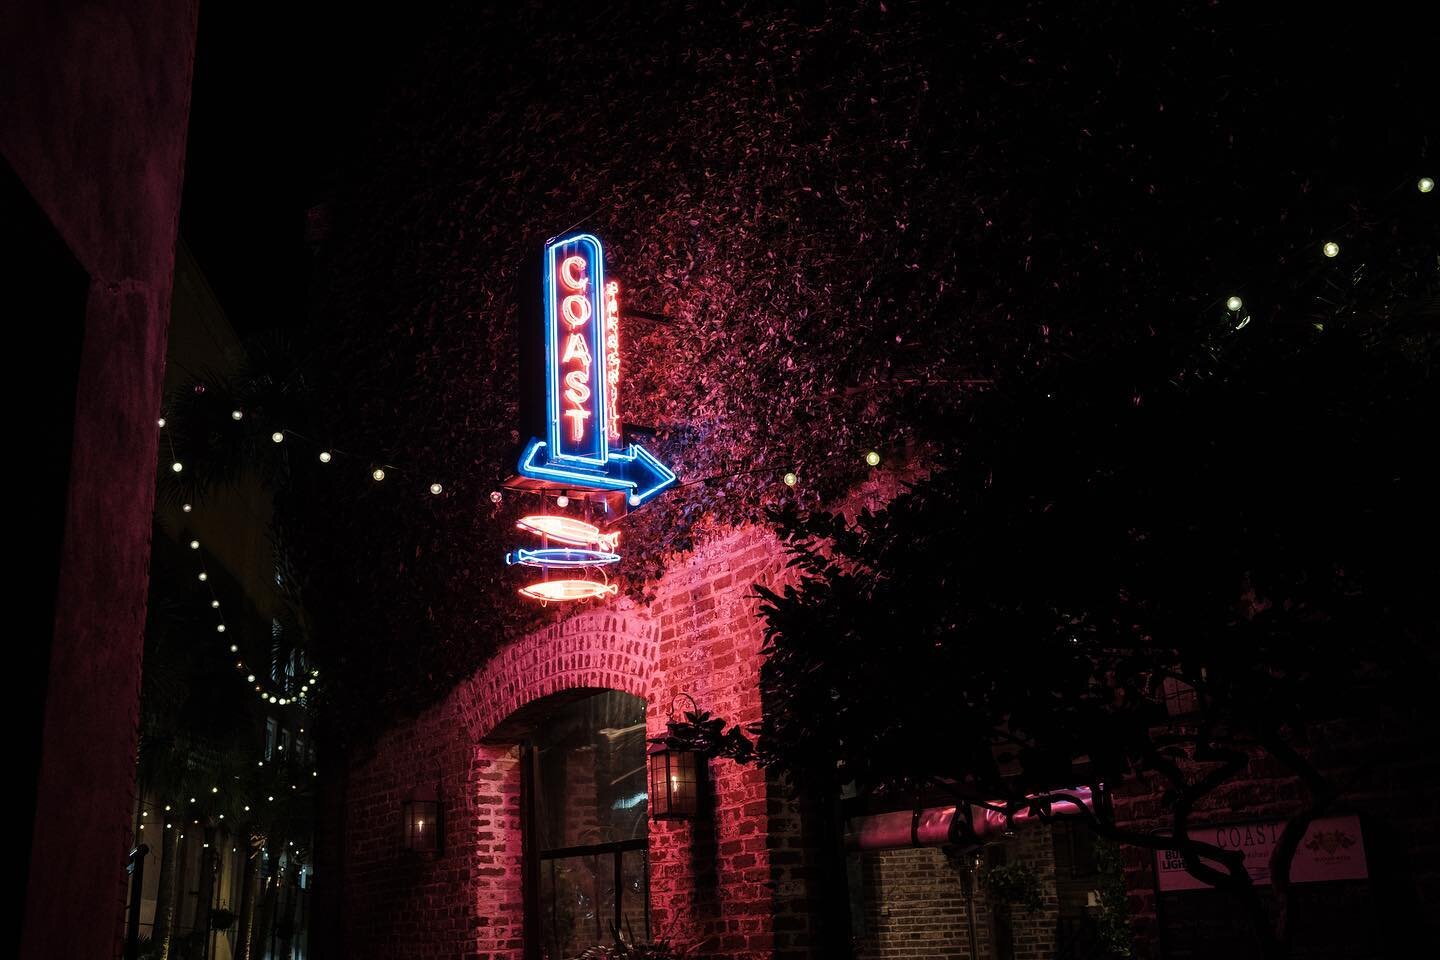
[854,827,1062,960]
[343,524,830,960]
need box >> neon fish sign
[518,233,677,507]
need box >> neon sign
[519,580,619,602]
[517,233,677,507]
[505,547,622,568]
[515,515,619,551]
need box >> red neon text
[558,256,593,442]
[604,281,621,443]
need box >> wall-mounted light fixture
[402,784,442,857]
[648,693,702,821]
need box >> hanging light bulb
[430,483,443,495]
[271,431,284,444]
[783,471,798,487]
[1323,241,1340,258]
[556,493,570,507]
[318,450,332,463]
[211,600,220,608]
[246,674,256,682]
[229,644,238,653]
[198,572,208,582]
[628,493,641,506]
[190,540,200,550]
[1419,177,1435,194]
[1226,296,1244,312]
[490,490,503,504]
[372,468,386,482]
[182,503,192,513]
[172,461,184,473]
[231,410,243,421]
[865,450,881,467]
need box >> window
[265,718,278,761]
[524,691,648,958]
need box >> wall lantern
[402,784,442,857]
[647,742,698,821]
[648,693,702,821]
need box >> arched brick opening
[453,611,658,960]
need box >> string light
[556,493,570,507]
[190,540,200,549]
[172,462,184,473]
[231,410,244,421]
[1323,241,1340,258]
[490,491,504,504]
[158,418,166,428]
[182,504,192,513]
[372,468,385,482]
[1420,177,1435,194]
[783,471,798,487]
[1226,296,1244,313]
[628,493,641,506]
[247,674,256,682]
[229,644,239,653]
[865,451,881,467]
[271,431,285,444]
[319,451,332,463]
[430,483,443,495]
[216,624,226,633]
[198,572,208,582]
[211,600,220,608]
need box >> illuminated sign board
[517,233,677,507]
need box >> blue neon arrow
[517,438,677,507]
[520,232,678,507]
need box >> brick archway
[456,610,659,744]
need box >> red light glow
[604,281,621,445]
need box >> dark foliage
[163,1,1433,749]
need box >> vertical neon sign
[544,234,608,465]
[603,280,622,451]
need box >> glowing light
[865,450,881,467]
[1323,241,1340,258]
[783,472,798,487]
[556,493,569,507]
[172,462,184,473]
[247,674,256,682]
[190,540,200,549]
[372,468,385,482]
[516,515,620,550]
[231,410,243,420]
[319,451,332,463]
[506,547,622,568]
[1420,177,1435,193]
[490,490,503,504]
[198,572,208,582]
[546,235,607,461]
[519,579,619,602]
[271,431,284,443]
[429,483,443,495]
[229,644,238,653]
[182,503,192,513]
[628,493,641,506]
[211,600,220,608]
[216,624,225,633]
[603,281,621,445]
[1226,296,1244,312]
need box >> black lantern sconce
[648,693,702,821]
[401,783,442,857]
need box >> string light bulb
[216,624,225,633]
[198,572,208,582]
[783,471,798,487]
[628,493,641,506]
[1226,296,1244,313]
[556,493,570,507]
[319,451,332,463]
[190,540,200,550]
[1323,241,1340,258]
[231,410,243,421]
[490,490,503,504]
[430,483,443,495]
[372,468,386,482]
[182,503,192,513]
[211,600,220,608]
[246,674,255,682]
[229,644,238,653]
[172,461,184,473]
[158,418,166,428]
[271,431,284,444]
[1420,177,1435,194]
[865,450,881,467]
